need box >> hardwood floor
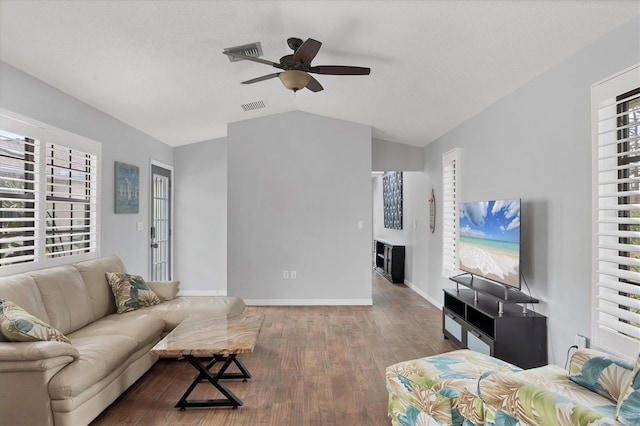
[92,272,457,425]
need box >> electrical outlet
[575,334,587,349]
[290,270,297,279]
[283,270,289,279]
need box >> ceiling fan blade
[292,38,322,66]
[309,65,370,75]
[305,76,324,92]
[241,73,281,84]
[223,51,285,69]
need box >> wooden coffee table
[150,311,264,409]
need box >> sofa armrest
[0,342,78,425]
[479,371,618,425]
[146,280,180,301]
[0,341,79,362]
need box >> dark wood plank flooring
[91,272,456,425]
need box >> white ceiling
[0,1,638,147]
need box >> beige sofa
[0,255,246,426]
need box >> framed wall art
[383,171,403,229]
[114,161,139,214]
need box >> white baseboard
[404,279,443,309]
[177,290,227,297]
[244,299,373,306]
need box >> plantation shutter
[0,132,39,266]
[45,143,98,258]
[1,111,100,274]
[442,148,460,277]
[593,64,640,359]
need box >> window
[0,132,38,266]
[0,112,100,274]
[592,65,640,359]
[442,148,461,277]
[45,143,98,258]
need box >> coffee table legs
[176,354,251,409]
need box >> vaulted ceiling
[0,1,638,147]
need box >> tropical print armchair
[386,349,640,426]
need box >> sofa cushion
[515,364,618,418]
[48,335,140,399]
[617,354,640,426]
[0,273,49,342]
[30,265,94,335]
[106,273,161,314]
[73,255,126,320]
[0,298,70,343]
[386,349,522,426]
[569,348,634,402]
[479,370,619,425]
[67,314,164,348]
[121,296,246,332]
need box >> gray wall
[0,61,174,275]
[405,16,640,364]
[173,137,228,294]
[227,111,372,304]
[372,138,425,171]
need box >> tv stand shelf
[443,275,547,369]
[449,275,538,314]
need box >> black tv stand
[374,240,405,283]
[443,274,547,369]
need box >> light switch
[357,220,363,229]
[136,222,143,232]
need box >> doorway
[150,162,172,280]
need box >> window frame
[0,110,101,275]
[591,64,640,360]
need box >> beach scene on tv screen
[459,199,520,288]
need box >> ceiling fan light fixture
[279,70,311,92]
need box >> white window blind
[592,64,640,359]
[0,131,39,266]
[45,143,98,258]
[442,148,460,277]
[0,111,100,274]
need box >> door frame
[149,159,174,280]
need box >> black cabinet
[374,240,405,283]
[443,276,547,369]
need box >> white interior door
[150,163,172,280]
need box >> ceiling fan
[223,37,370,93]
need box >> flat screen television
[459,198,521,289]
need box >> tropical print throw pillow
[616,354,640,426]
[106,272,162,314]
[569,349,634,402]
[0,298,71,343]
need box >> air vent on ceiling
[241,100,267,112]
[224,42,263,62]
